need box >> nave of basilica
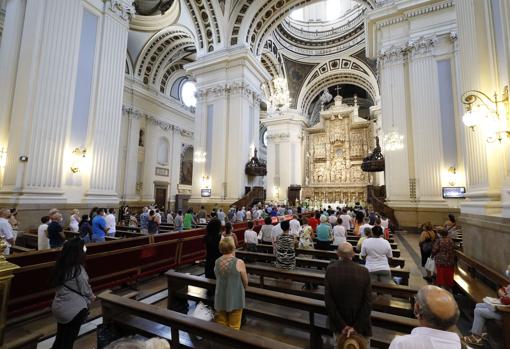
[0,0,509,348]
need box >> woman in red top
[307,211,320,232]
[431,228,455,291]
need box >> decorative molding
[408,36,438,58]
[378,35,438,63]
[196,82,262,102]
[106,0,135,21]
[375,0,454,29]
[266,132,290,141]
[122,104,194,137]
[147,115,173,131]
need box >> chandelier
[381,83,405,151]
[269,77,291,112]
[381,128,404,151]
[194,149,206,163]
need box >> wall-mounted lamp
[194,149,206,163]
[462,85,509,143]
[70,147,87,174]
[447,166,457,186]
[0,147,7,168]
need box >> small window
[181,81,197,108]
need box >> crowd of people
[3,203,509,349]
[418,214,461,291]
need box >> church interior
[0,0,509,348]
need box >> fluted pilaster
[379,55,412,205]
[0,0,82,203]
[408,46,445,204]
[456,0,503,214]
[86,4,130,201]
[123,108,142,201]
[0,0,25,149]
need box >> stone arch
[227,0,375,54]
[135,25,196,89]
[297,58,379,115]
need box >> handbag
[191,302,214,321]
[425,257,436,273]
[96,323,123,349]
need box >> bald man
[389,285,462,348]
[324,242,372,341]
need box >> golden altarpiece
[302,95,374,205]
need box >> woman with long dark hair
[51,238,94,349]
[204,218,222,279]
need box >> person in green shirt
[316,215,333,250]
[183,208,194,230]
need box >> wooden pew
[99,291,301,349]
[454,250,510,348]
[166,271,418,349]
[3,332,41,349]
[235,250,410,285]
[10,245,34,254]
[255,244,405,268]
[7,238,180,318]
[243,263,417,317]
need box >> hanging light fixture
[461,86,509,143]
[194,149,206,163]
[381,82,404,151]
[269,77,291,112]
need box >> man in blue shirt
[92,208,109,242]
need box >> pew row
[235,250,410,285]
[243,263,417,317]
[454,250,510,348]
[99,291,300,349]
[166,271,418,349]
[255,244,406,268]
[6,221,255,318]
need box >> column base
[84,191,120,205]
[460,200,502,216]
[0,188,66,204]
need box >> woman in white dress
[69,209,81,232]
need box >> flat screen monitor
[442,187,466,199]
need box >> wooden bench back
[99,291,301,349]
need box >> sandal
[461,335,485,347]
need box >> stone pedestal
[185,47,270,204]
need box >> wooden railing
[231,186,266,209]
[367,185,399,228]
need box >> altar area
[302,95,374,206]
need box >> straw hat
[336,334,369,349]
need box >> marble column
[122,107,142,202]
[408,38,447,206]
[456,0,504,215]
[168,126,182,210]
[0,0,25,152]
[263,110,306,202]
[141,119,158,202]
[0,0,83,203]
[378,50,412,207]
[85,0,133,203]
[186,47,270,204]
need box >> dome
[290,0,360,23]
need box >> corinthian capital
[106,0,135,21]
